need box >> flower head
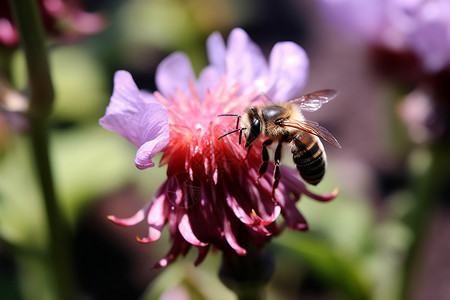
[318,0,450,73]
[0,0,105,46]
[100,28,337,268]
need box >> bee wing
[282,119,342,148]
[289,89,338,112]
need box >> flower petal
[100,70,170,167]
[99,71,143,146]
[136,193,168,243]
[155,52,196,98]
[207,31,227,72]
[251,206,281,227]
[303,187,339,202]
[223,217,247,256]
[135,129,169,169]
[266,42,309,101]
[225,28,268,90]
[136,225,163,244]
[106,203,150,226]
[197,32,227,96]
[194,245,210,266]
[154,234,189,268]
[280,199,309,231]
[178,215,209,247]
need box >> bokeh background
[1,0,449,299]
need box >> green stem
[400,145,450,299]
[8,0,53,118]
[8,0,77,299]
[29,119,77,300]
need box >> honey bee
[218,90,341,195]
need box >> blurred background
[1,0,449,299]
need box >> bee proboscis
[218,89,341,196]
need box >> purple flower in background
[100,28,337,268]
[0,0,105,46]
[318,0,450,73]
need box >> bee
[218,90,341,195]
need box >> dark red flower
[100,29,338,268]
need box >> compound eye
[251,118,260,134]
[245,118,260,146]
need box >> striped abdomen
[290,132,326,185]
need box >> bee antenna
[218,128,246,144]
[217,114,240,117]
[217,113,244,144]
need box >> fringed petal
[223,217,247,256]
[194,245,210,266]
[303,187,339,202]
[136,225,163,244]
[154,234,190,269]
[178,215,209,247]
[106,203,150,226]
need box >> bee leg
[257,139,273,181]
[272,142,282,199]
[245,144,253,160]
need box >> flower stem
[8,0,53,118]
[219,248,274,300]
[8,0,77,299]
[400,145,450,299]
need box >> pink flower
[0,0,105,46]
[100,28,337,268]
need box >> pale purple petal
[100,71,170,169]
[134,104,170,169]
[155,52,196,98]
[225,28,269,90]
[197,66,221,96]
[197,31,227,96]
[266,42,309,101]
[99,70,144,146]
[206,31,227,74]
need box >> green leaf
[273,232,372,300]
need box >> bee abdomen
[291,134,326,185]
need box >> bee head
[243,107,262,148]
[217,107,263,147]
